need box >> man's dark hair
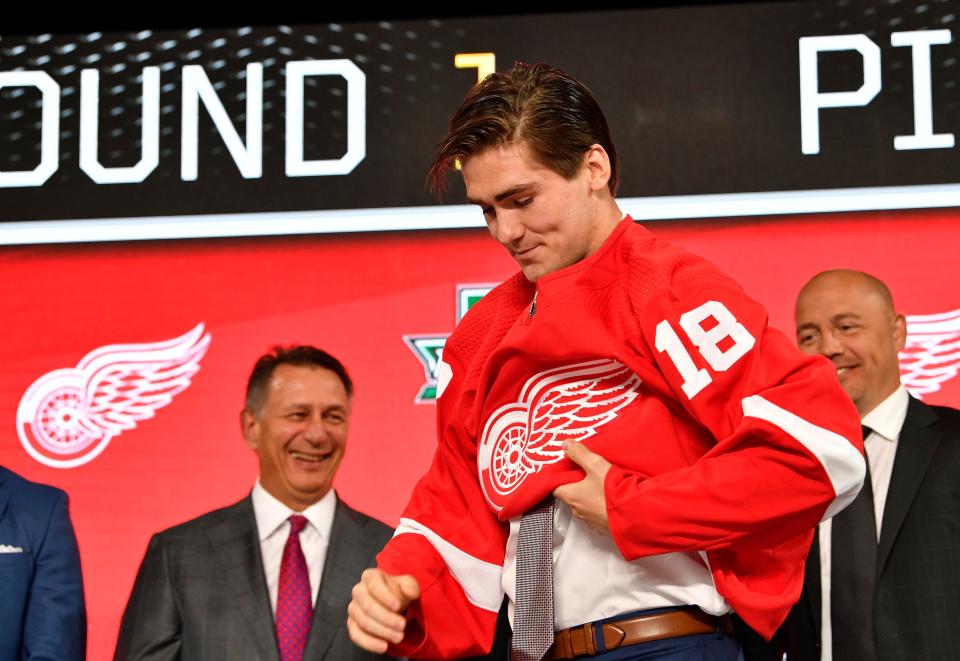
[245,345,353,414]
[427,61,619,197]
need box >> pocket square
[0,544,24,553]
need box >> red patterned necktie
[276,514,313,661]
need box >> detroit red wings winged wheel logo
[16,324,211,469]
[477,359,642,511]
[899,308,960,398]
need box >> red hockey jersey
[378,218,864,658]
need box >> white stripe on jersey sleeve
[394,518,504,612]
[742,394,866,520]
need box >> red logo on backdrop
[16,324,211,469]
[901,309,960,399]
[476,359,642,511]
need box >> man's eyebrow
[795,322,819,334]
[831,313,861,323]
[467,184,534,206]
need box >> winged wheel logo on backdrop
[900,308,960,398]
[16,324,211,469]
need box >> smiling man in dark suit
[115,346,394,661]
[0,466,86,661]
[739,270,960,660]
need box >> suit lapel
[877,397,941,575]
[304,498,379,660]
[806,526,822,637]
[207,497,280,661]
[0,469,10,524]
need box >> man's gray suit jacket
[114,493,394,660]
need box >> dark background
[1,1,957,220]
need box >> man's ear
[240,408,259,450]
[892,313,907,353]
[582,144,612,193]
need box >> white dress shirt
[251,481,337,615]
[502,500,730,629]
[818,385,908,661]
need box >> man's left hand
[553,440,612,533]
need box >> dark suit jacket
[114,493,394,660]
[0,466,86,661]
[737,396,960,660]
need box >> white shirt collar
[251,480,337,542]
[860,384,909,443]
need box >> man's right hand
[347,568,421,653]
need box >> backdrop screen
[2,3,959,657]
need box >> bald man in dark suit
[738,270,960,660]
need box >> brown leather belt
[544,608,734,660]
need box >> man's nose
[495,211,524,245]
[303,416,328,444]
[819,329,844,358]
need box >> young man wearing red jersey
[348,63,865,661]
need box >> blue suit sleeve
[22,491,87,661]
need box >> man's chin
[520,260,556,283]
[291,483,333,506]
[521,266,542,283]
[843,385,865,410]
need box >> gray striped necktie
[511,498,555,661]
